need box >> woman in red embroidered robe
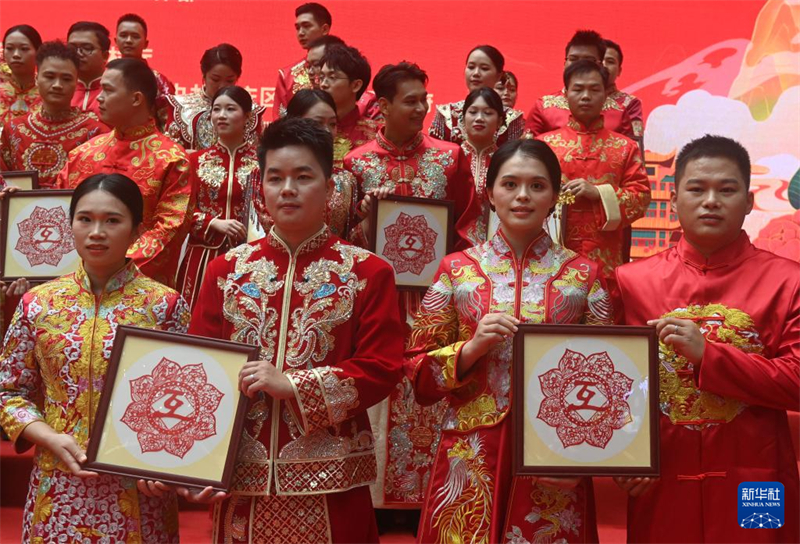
[0,174,191,543]
[408,140,613,544]
[460,87,504,245]
[1,25,41,126]
[164,44,264,151]
[429,45,524,146]
[176,86,260,308]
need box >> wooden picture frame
[1,170,39,190]
[85,326,259,492]
[0,189,78,282]
[368,195,454,292]
[512,324,659,477]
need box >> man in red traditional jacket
[526,29,635,139]
[56,58,191,288]
[273,2,331,119]
[342,61,477,510]
[537,60,650,287]
[187,116,404,543]
[319,44,379,163]
[604,39,644,154]
[614,134,799,543]
[115,13,175,128]
[1,40,106,188]
[67,21,109,119]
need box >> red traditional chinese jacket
[342,127,478,507]
[538,117,650,283]
[607,88,644,141]
[165,90,266,151]
[189,227,404,543]
[526,89,634,139]
[407,230,613,544]
[615,232,800,544]
[460,140,497,246]
[334,106,380,168]
[0,70,39,127]
[71,77,102,119]
[273,58,313,120]
[56,120,192,287]
[1,107,107,188]
[176,140,260,307]
[343,127,477,250]
[430,99,525,146]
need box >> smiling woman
[0,172,191,543]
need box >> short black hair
[36,40,79,70]
[486,139,562,195]
[322,44,371,100]
[117,13,148,36]
[71,173,144,227]
[565,29,605,61]
[68,21,111,53]
[3,24,42,49]
[200,43,243,78]
[563,59,609,89]
[286,88,337,118]
[212,85,253,114]
[373,61,428,102]
[258,117,333,179]
[463,87,505,129]
[604,39,623,66]
[307,34,345,51]
[295,3,332,27]
[106,58,158,109]
[467,45,504,73]
[675,135,751,190]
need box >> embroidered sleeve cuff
[286,367,359,434]
[1,402,44,449]
[430,340,470,390]
[597,184,622,231]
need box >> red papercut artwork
[537,349,634,449]
[14,205,75,267]
[382,212,438,275]
[120,357,224,459]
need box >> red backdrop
[0,0,764,120]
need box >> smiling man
[272,2,331,119]
[1,40,106,188]
[537,59,650,290]
[614,135,800,543]
[56,58,191,287]
[188,116,403,544]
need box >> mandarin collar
[676,230,752,272]
[566,115,604,133]
[266,225,330,256]
[376,127,424,158]
[115,119,157,141]
[76,259,139,296]
[491,228,551,261]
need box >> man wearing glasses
[67,21,110,120]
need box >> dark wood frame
[512,323,659,477]
[85,326,258,492]
[1,170,39,190]
[367,195,454,292]
[0,189,75,282]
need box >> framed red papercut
[85,326,258,491]
[0,189,78,282]
[368,195,454,291]
[1,170,39,190]
[512,324,659,477]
